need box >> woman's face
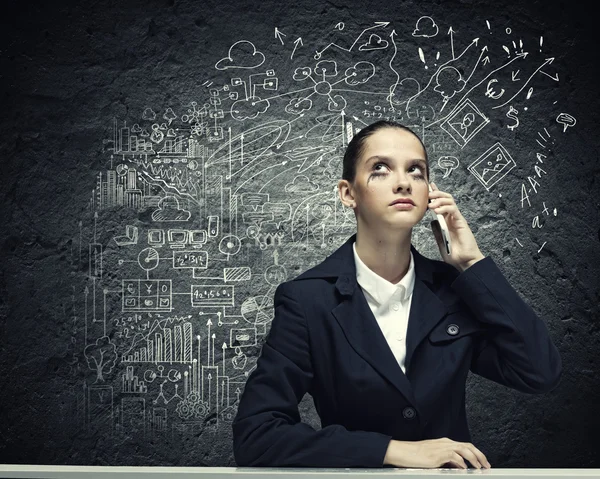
[341,127,430,232]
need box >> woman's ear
[337,179,356,208]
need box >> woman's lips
[391,203,415,210]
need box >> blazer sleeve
[450,256,562,394]
[232,281,393,467]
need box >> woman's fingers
[429,191,453,199]
[429,198,464,220]
[412,438,491,470]
[449,452,468,469]
[457,446,482,468]
[456,443,491,469]
[428,198,454,210]
[430,205,455,215]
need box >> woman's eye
[373,163,388,172]
[410,165,425,176]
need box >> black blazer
[232,234,562,467]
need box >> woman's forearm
[383,439,410,466]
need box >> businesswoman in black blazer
[232,120,562,469]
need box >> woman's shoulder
[273,251,349,301]
[276,267,338,296]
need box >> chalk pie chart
[241,295,274,325]
[138,247,160,271]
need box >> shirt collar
[353,241,415,306]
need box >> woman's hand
[384,437,492,469]
[427,182,485,272]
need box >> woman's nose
[394,174,412,192]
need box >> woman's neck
[354,227,413,284]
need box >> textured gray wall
[1,0,599,468]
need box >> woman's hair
[342,120,430,182]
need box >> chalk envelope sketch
[467,142,516,191]
[440,99,490,148]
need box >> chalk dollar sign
[506,105,519,131]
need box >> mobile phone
[428,184,452,256]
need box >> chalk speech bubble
[242,211,274,225]
[241,192,269,209]
[556,113,576,132]
[437,156,460,178]
[263,203,292,228]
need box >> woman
[232,120,562,469]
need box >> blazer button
[446,324,459,336]
[402,407,416,420]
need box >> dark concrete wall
[0,0,598,468]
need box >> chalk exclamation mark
[486,20,491,33]
[540,36,543,52]
[418,47,427,70]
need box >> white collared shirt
[352,242,416,375]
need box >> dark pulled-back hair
[342,120,429,182]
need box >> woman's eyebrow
[365,156,427,167]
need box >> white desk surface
[1,466,600,478]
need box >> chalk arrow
[291,37,303,59]
[275,27,287,45]
[540,70,559,81]
[448,27,455,59]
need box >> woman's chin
[386,214,422,228]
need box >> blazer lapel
[404,277,448,375]
[294,234,450,406]
[331,277,417,406]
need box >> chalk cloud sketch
[285,97,312,115]
[142,108,156,120]
[285,175,319,193]
[359,34,389,51]
[345,62,376,85]
[230,96,270,121]
[215,40,266,70]
[434,66,467,100]
[151,197,192,222]
[314,60,338,77]
[412,16,439,38]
